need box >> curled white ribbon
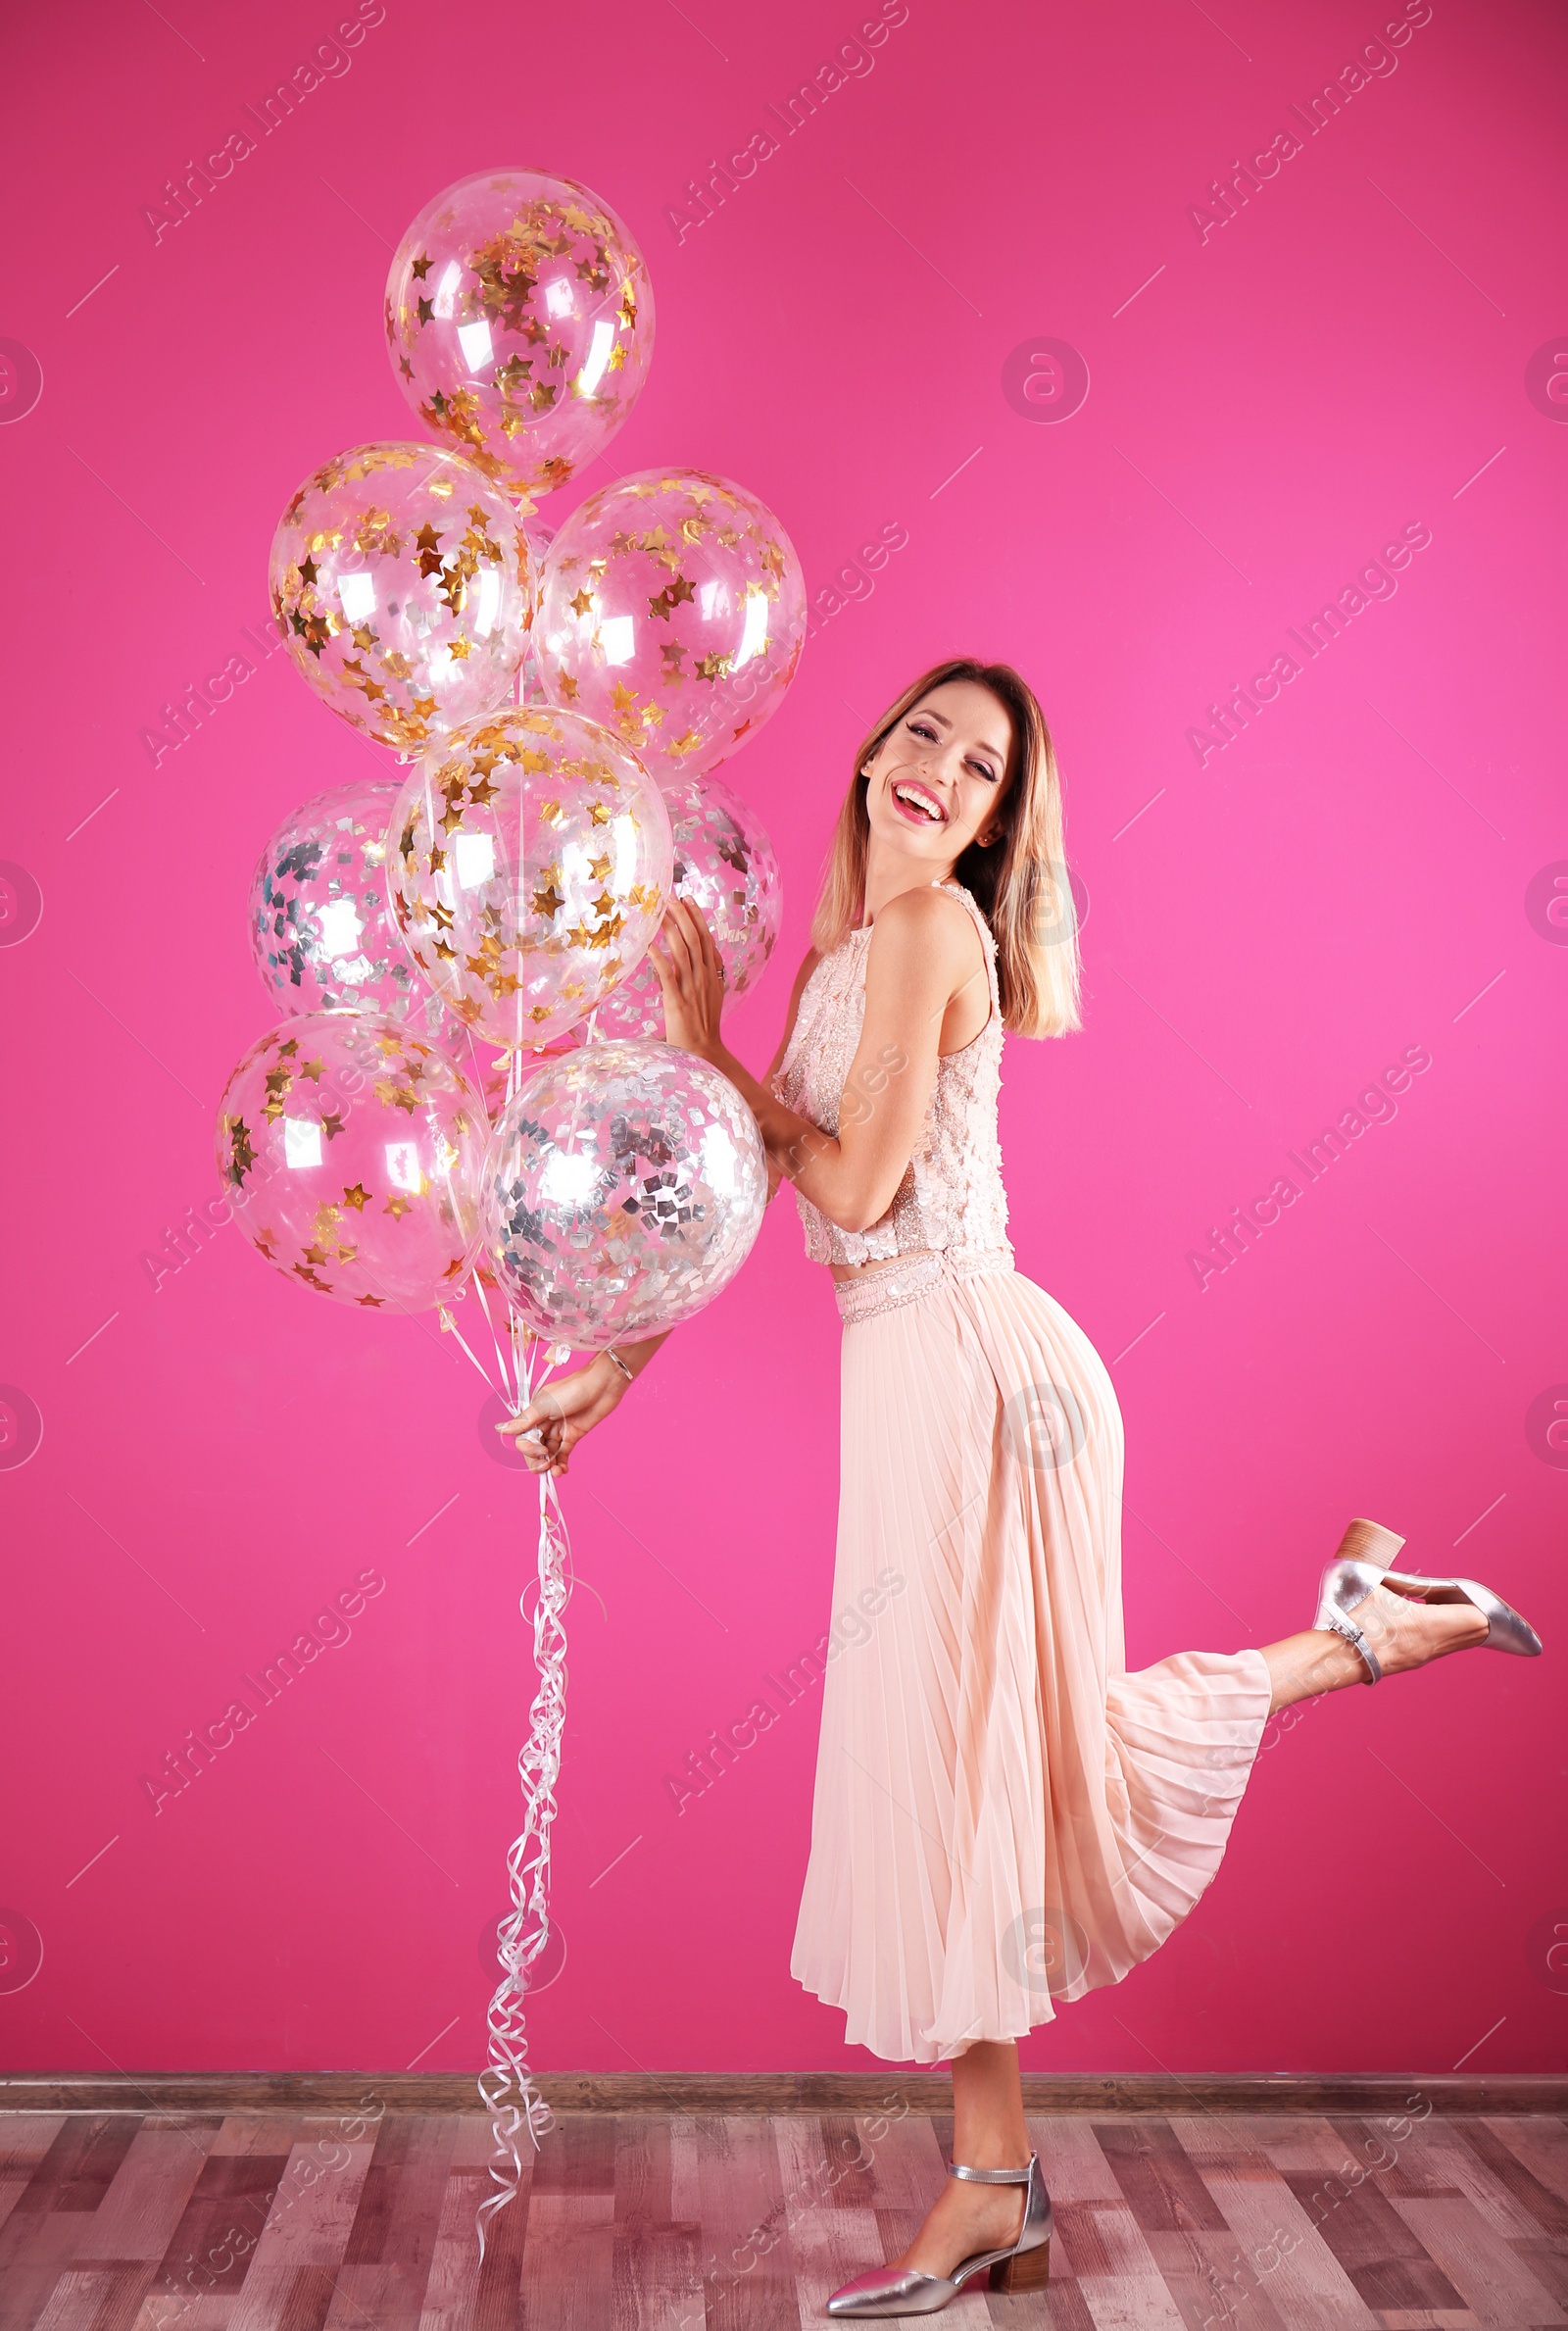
[465,1025,614,2256]
[476,1448,570,2257]
[452,1261,573,2257]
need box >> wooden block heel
[1335,1515,1406,1566]
[990,2237,1050,2293]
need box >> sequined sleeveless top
[771,881,1012,1270]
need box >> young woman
[499,658,1542,2318]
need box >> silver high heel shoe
[824,2154,1052,2316]
[1314,1515,1544,1685]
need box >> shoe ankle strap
[1319,1602,1382,1685]
[950,2157,1034,2184]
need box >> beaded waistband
[833,1245,1014,1325]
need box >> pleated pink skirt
[790,1255,1272,2066]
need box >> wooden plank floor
[1,2107,1564,2328]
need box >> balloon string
[438,1305,504,1395]
[473,1038,575,2258]
[464,1030,499,1131]
[468,1272,519,1413]
[476,1461,571,2258]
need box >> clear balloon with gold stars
[534,469,807,782]
[385,707,673,1055]
[215,1014,487,1312]
[384,170,655,512]
[268,441,535,756]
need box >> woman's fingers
[660,901,693,955]
[497,1391,558,1439]
[513,1415,570,1475]
[688,901,724,988]
[696,906,725,984]
[665,898,723,991]
[679,897,711,952]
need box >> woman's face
[861,679,1013,873]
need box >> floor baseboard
[2,2069,1562,2115]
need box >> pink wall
[2,0,1565,2080]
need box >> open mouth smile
[891,778,947,827]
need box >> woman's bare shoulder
[871,883,977,941]
[865,884,984,985]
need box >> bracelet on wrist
[604,1345,634,1383]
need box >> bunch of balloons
[217,170,803,2240]
[220,167,802,1343]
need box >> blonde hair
[809,658,1082,1038]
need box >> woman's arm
[655,888,985,1235]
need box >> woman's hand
[495,1355,627,1477]
[650,897,726,1059]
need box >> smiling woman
[496,655,1542,2316]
